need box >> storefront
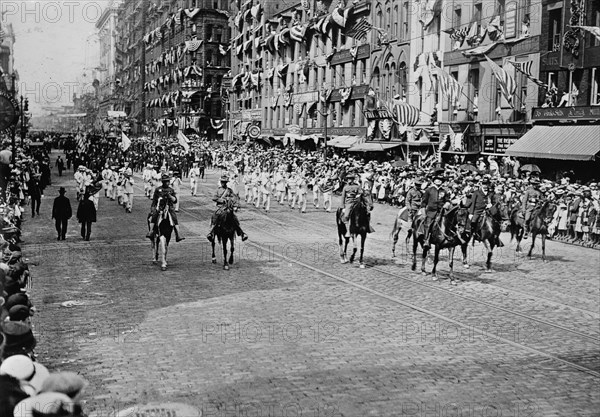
[438,122,480,164]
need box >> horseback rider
[146,173,185,242]
[206,174,249,243]
[522,177,542,239]
[468,179,492,236]
[405,177,422,225]
[340,173,374,238]
[420,174,449,249]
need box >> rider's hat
[220,174,229,182]
[161,173,171,182]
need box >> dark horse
[410,205,471,284]
[510,200,557,261]
[148,196,173,271]
[472,200,509,272]
[336,194,370,268]
[211,198,237,270]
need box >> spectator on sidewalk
[76,191,96,241]
[51,187,72,240]
[27,174,42,218]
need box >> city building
[0,22,17,93]
[95,0,124,117]
[504,0,600,175]
[114,0,230,137]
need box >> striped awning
[348,142,402,152]
[505,125,600,161]
[326,135,359,148]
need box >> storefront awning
[348,142,402,152]
[327,135,360,148]
[505,125,600,161]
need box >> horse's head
[491,200,510,232]
[539,200,557,224]
[157,196,168,212]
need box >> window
[473,2,482,34]
[373,67,380,92]
[215,26,222,43]
[453,7,462,29]
[340,33,346,48]
[591,68,600,105]
[351,61,356,85]
[331,66,337,87]
[361,59,367,84]
[331,28,338,48]
[402,2,409,40]
[548,7,562,51]
[385,2,391,34]
[594,10,600,47]
[377,7,383,31]
[348,103,355,126]
[468,67,479,118]
[451,70,459,110]
[340,64,345,87]
[206,50,212,65]
[390,62,397,97]
[394,6,399,38]
[398,63,407,98]
[206,24,213,41]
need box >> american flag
[392,100,420,127]
[433,66,462,106]
[76,133,88,153]
[344,17,373,41]
[508,60,549,90]
[484,55,516,108]
[449,26,469,41]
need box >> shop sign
[483,135,519,154]
[331,44,370,65]
[241,109,262,121]
[305,126,366,136]
[364,109,393,119]
[532,106,600,120]
[287,124,301,134]
[329,84,369,102]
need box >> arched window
[394,6,399,38]
[376,5,383,30]
[373,67,380,92]
[390,62,397,96]
[398,62,407,97]
[382,63,389,100]
[385,1,391,34]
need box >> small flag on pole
[177,130,190,152]
[120,131,131,151]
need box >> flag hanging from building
[433,66,462,106]
[508,61,549,90]
[344,17,372,41]
[484,55,516,108]
[76,133,88,153]
[177,130,190,152]
[570,25,600,42]
[120,131,131,151]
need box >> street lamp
[315,108,329,162]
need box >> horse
[336,194,370,268]
[391,206,412,259]
[508,199,526,253]
[472,200,510,272]
[525,200,557,261]
[409,205,470,284]
[148,196,173,271]
[211,198,237,270]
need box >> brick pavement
[22,153,600,417]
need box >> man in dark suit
[52,187,72,240]
[421,175,448,249]
[469,180,492,239]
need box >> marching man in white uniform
[142,163,154,198]
[123,172,135,213]
[170,170,182,212]
[189,161,200,196]
[102,164,112,198]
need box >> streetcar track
[171,203,600,378]
[238,199,600,315]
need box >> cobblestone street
[24,157,600,417]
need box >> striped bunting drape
[344,17,372,41]
[392,100,420,127]
[484,55,516,108]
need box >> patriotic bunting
[184,8,200,19]
[570,25,600,42]
[340,88,352,106]
[290,25,307,42]
[250,3,262,19]
[379,119,392,139]
[219,44,230,55]
[331,7,352,28]
[314,15,331,35]
[271,95,280,109]
[392,100,420,127]
[484,55,516,108]
[284,93,293,108]
[185,39,203,52]
[419,0,441,29]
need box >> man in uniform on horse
[146,173,185,242]
[206,175,249,243]
[420,174,448,249]
[405,177,422,225]
[468,179,492,239]
[340,173,374,237]
[522,177,542,239]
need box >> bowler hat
[161,173,171,182]
[58,187,66,194]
